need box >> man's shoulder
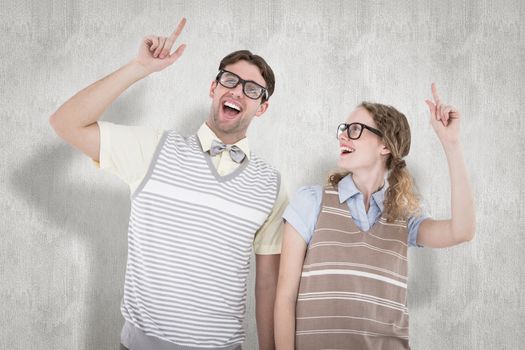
[163,129,200,145]
[249,152,280,176]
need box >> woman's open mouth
[340,146,355,156]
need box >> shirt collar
[197,122,251,160]
[338,174,388,212]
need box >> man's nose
[229,83,244,98]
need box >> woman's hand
[425,83,461,145]
[134,17,187,75]
[417,83,475,248]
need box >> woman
[274,84,475,349]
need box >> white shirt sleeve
[253,181,289,255]
[93,121,164,193]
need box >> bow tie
[209,139,246,163]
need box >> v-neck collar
[335,176,387,234]
[338,174,387,214]
[198,123,251,160]
[196,136,250,183]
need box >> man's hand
[135,18,187,75]
[49,17,188,160]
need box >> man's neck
[205,121,245,145]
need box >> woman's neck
[351,168,386,212]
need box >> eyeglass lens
[337,123,363,139]
[220,72,264,99]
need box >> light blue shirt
[283,175,430,247]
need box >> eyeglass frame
[337,122,383,140]
[215,69,269,101]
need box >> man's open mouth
[222,100,242,117]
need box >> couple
[50,19,475,350]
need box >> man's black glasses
[216,70,268,100]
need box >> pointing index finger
[431,82,441,104]
[169,17,187,41]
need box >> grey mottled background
[1,1,523,349]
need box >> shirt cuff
[254,244,281,255]
[408,216,431,248]
[97,120,113,170]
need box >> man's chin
[219,109,243,121]
[211,119,240,135]
[214,112,241,127]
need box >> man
[49,18,286,350]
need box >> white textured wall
[1,1,523,349]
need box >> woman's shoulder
[286,185,325,225]
[284,185,325,245]
[291,185,324,204]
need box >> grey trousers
[120,344,242,350]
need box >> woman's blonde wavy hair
[329,102,420,222]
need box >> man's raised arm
[49,18,187,161]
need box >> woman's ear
[380,144,391,156]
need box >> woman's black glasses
[337,123,383,140]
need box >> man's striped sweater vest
[121,131,280,349]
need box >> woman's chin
[337,159,354,172]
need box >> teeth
[340,146,355,153]
[224,101,241,111]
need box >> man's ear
[255,101,269,117]
[209,81,217,98]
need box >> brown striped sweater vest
[295,186,410,350]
